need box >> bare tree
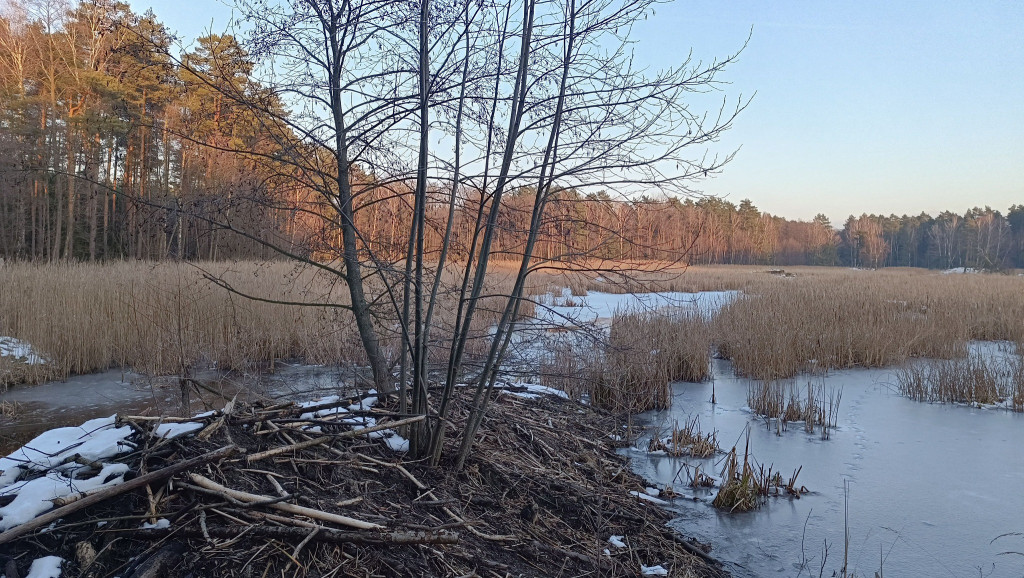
[135,0,746,464]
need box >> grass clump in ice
[647,416,720,458]
[896,349,1024,411]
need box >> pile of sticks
[0,392,726,577]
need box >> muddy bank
[0,389,725,577]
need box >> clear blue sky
[132,0,1023,223]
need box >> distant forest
[1,1,1021,270]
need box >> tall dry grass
[0,261,367,387]
[588,310,712,412]
[712,268,1024,379]
[0,260,549,389]
[896,349,1024,410]
[746,380,842,438]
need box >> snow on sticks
[0,416,133,531]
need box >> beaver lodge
[0,389,725,577]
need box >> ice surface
[535,290,737,326]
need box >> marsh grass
[0,260,530,389]
[648,416,720,458]
[0,261,367,388]
[896,349,1024,410]
[0,399,19,417]
[712,431,807,512]
[589,310,711,412]
[746,380,842,438]
[712,434,770,512]
[712,268,1024,380]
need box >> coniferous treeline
[0,0,302,261]
[1,1,1021,269]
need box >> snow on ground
[298,393,408,452]
[629,490,670,505]
[0,336,46,365]
[942,267,979,274]
[608,535,626,548]
[503,383,570,400]
[140,518,171,529]
[0,463,129,530]
[0,416,132,487]
[641,564,669,576]
[24,556,64,578]
[534,289,737,326]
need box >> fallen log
[188,474,383,530]
[132,525,459,545]
[0,445,239,546]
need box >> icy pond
[3,289,1023,577]
[0,363,349,454]
[631,352,1024,577]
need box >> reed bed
[712,269,1024,379]
[588,310,712,412]
[746,380,842,438]
[0,261,366,388]
[0,261,527,389]
[896,349,1024,410]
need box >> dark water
[0,363,348,453]
[630,355,1024,578]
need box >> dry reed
[589,310,711,412]
[711,268,1024,379]
[896,349,1024,410]
[746,380,842,438]
[648,416,720,458]
[711,432,806,512]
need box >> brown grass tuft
[589,310,711,412]
[896,349,1023,410]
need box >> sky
[129,0,1024,223]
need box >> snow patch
[25,556,64,578]
[141,518,171,529]
[0,336,46,365]
[629,490,670,505]
[504,383,569,400]
[608,535,626,548]
[0,416,132,488]
[152,422,204,439]
[0,463,129,531]
[641,564,668,576]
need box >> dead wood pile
[0,391,726,577]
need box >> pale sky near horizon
[131,0,1023,223]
